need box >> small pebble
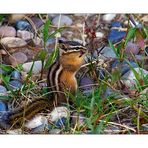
[7,129,22,134]
[0,101,7,111]
[111,60,139,76]
[8,14,26,23]
[25,115,48,133]
[11,70,21,81]
[31,17,44,28]
[46,38,56,53]
[108,22,126,44]
[98,46,117,59]
[49,107,69,122]
[8,80,22,90]
[16,20,32,31]
[102,14,116,22]
[52,15,73,27]
[1,37,27,49]
[22,60,43,74]
[49,129,61,134]
[80,77,94,95]
[55,117,66,128]
[17,30,34,41]
[0,85,7,94]
[141,124,148,131]
[9,52,28,66]
[0,26,16,37]
[125,41,140,55]
[122,68,148,88]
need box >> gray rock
[122,68,148,88]
[9,52,28,66]
[49,129,61,134]
[125,42,140,55]
[31,17,44,28]
[80,77,94,95]
[22,61,43,74]
[11,70,21,81]
[98,46,117,59]
[1,37,27,49]
[0,85,7,94]
[102,14,116,22]
[8,80,22,90]
[17,30,34,41]
[52,15,73,26]
[0,26,16,37]
[0,101,7,111]
[141,124,148,131]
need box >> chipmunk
[0,40,87,130]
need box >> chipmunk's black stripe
[67,46,86,51]
[58,40,83,46]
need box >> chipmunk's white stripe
[49,62,59,91]
[55,65,63,92]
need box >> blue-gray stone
[111,22,121,27]
[11,70,21,80]
[55,117,66,128]
[8,80,22,90]
[0,85,7,94]
[0,101,7,111]
[16,20,32,31]
[111,60,139,76]
[108,22,126,44]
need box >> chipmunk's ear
[58,40,68,55]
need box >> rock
[1,37,27,49]
[8,80,22,90]
[122,68,148,88]
[11,70,21,81]
[22,61,43,74]
[7,129,22,134]
[32,37,43,47]
[102,14,116,22]
[0,101,7,111]
[8,52,28,66]
[111,60,139,76]
[15,20,32,31]
[108,22,126,44]
[96,32,104,39]
[49,107,69,122]
[49,129,61,134]
[8,14,26,23]
[0,26,16,37]
[46,38,56,53]
[25,115,48,133]
[52,15,73,26]
[55,117,66,128]
[0,85,7,94]
[125,42,140,55]
[16,20,32,31]
[141,124,148,131]
[80,77,94,95]
[98,46,117,59]
[31,17,44,28]
[71,112,85,127]
[17,30,34,41]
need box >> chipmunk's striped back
[0,40,87,130]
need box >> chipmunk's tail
[0,97,54,130]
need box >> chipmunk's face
[58,40,87,70]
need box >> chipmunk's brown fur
[0,40,87,130]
